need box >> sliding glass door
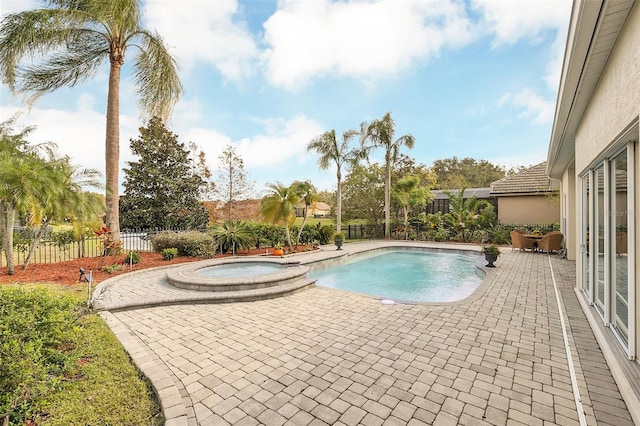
[611,149,629,345]
[594,165,605,316]
[580,141,636,357]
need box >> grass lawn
[0,283,162,425]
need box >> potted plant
[482,245,500,267]
[272,243,284,257]
[334,232,344,250]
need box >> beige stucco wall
[497,195,560,225]
[574,5,640,174]
[561,167,576,261]
[570,4,639,364]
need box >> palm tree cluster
[307,111,415,239]
[0,117,103,274]
[259,180,319,250]
[0,0,182,249]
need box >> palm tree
[0,0,183,250]
[260,182,299,250]
[23,158,103,268]
[210,220,256,255]
[291,180,317,248]
[392,175,430,240]
[361,112,415,239]
[307,129,360,233]
[444,188,491,242]
[0,118,60,274]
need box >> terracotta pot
[273,248,284,256]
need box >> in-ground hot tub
[166,258,310,292]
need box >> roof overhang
[547,0,635,179]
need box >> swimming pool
[309,250,483,303]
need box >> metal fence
[0,229,194,268]
[342,222,560,240]
[1,223,559,268]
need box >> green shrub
[101,264,122,274]
[0,286,79,423]
[162,247,178,260]
[152,231,215,257]
[125,250,141,264]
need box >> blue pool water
[309,250,483,302]
[197,262,283,278]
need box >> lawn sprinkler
[78,268,90,283]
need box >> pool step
[104,277,316,312]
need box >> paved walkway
[94,242,635,425]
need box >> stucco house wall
[497,195,559,225]
[547,1,639,421]
[574,6,639,174]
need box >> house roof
[490,162,554,195]
[313,201,331,211]
[294,201,331,210]
[546,0,635,178]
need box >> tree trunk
[403,207,409,240]
[284,224,293,250]
[336,170,342,233]
[295,204,310,248]
[23,219,52,269]
[0,204,16,275]
[105,61,122,253]
[384,152,391,239]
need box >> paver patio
[94,242,635,425]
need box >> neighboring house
[489,162,560,225]
[426,188,497,215]
[547,0,639,420]
[295,201,331,218]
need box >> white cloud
[1,101,139,187]
[472,0,570,47]
[261,0,475,90]
[144,0,259,82]
[0,0,36,15]
[499,88,554,125]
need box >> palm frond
[132,29,183,120]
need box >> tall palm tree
[307,129,359,233]
[0,0,183,249]
[291,180,317,248]
[260,182,299,250]
[361,112,415,239]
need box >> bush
[152,231,215,258]
[124,250,141,264]
[0,287,78,423]
[162,248,178,260]
[101,264,122,274]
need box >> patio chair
[538,231,564,254]
[510,230,536,252]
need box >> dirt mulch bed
[0,246,316,286]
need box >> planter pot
[272,248,284,256]
[484,253,498,268]
[334,239,343,250]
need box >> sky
[0,0,573,195]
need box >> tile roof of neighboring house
[313,201,331,211]
[490,162,554,195]
[295,201,332,211]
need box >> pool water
[309,250,483,302]
[197,263,283,278]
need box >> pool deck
[94,241,636,425]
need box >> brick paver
[97,242,635,425]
